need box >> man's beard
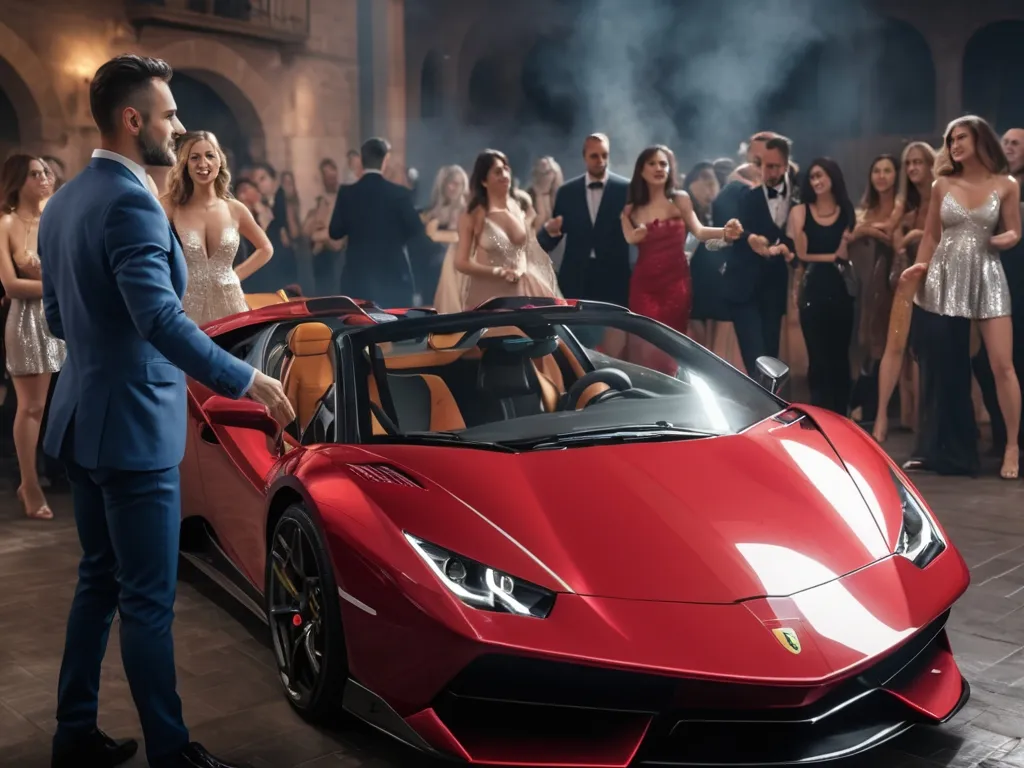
[137,128,175,167]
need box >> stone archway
[963,21,1024,131]
[0,20,65,148]
[148,39,279,163]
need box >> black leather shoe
[52,728,138,768]
[154,742,254,768]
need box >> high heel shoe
[1001,445,1019,480]
[17,486,53,520]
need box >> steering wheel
[563,368,634,410]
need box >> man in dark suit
[40,54,293,768]
[725,135,796,374]
[329,137,425,307]
[536,132,631,307]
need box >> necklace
[13,212,40,225]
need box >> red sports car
[180,295,970,767]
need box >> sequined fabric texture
[180,227,248,325]
[4,253,65,376]
[915,191,1011,319]
[463,217,562,309]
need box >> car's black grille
[432,610,955,765]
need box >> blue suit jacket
[39,157,255,471]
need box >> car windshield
[357,312,784,449]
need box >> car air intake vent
[347,464,423,488]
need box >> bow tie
[766,184,785,199]
[588,181,604,190]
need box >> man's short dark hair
[361,138,390,170]
[765,135,792,161]
[90,54,173,137]
[346,149,360,159]
[319,158,337,172]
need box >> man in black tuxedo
[329,137,424,307]
[724,135,796,374]
[537,133,631,307]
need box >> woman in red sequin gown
[618,145,743,372]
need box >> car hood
[362,413,896,604]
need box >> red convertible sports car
[180,294,970,767]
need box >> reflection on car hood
[361,415,896,604]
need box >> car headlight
[891,470,945,568]
[404,533,556,618]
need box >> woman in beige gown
[161,131,274,325]
[450,149,562,309]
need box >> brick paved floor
[1,431,1023,767]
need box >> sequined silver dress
[915,190,1011,319]
[4,252,65,376]
[180,226,248,326]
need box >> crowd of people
[0,48,1021,768]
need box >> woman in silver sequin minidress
[908,116,1021,479]
[0,154,64,520]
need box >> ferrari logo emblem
[773,628,801,654]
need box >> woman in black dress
[786,158,857,414]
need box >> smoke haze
[406,0,912,196]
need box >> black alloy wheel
[266,503,348,722]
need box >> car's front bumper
[338,548,970,766]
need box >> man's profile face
[584,138,609,178]
[131,79,183,167]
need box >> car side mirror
[204,395,281,440]
[754,356,790,396]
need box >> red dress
[625,218,691,374]
[629,218,691,332]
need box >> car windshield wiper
[374,432,518,453]
[501,423,720,450]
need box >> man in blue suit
[40,55,294,768]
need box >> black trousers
[799,296,854,415]
[911,307,979,475]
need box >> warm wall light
[62,39,107,80]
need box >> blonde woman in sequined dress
[161,131,273,326]
[0,155,63,520]
[910,116,1021,479]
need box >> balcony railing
[127,0,310,45]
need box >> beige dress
[4,250,65,376]
[179,226,249,325]
[462,215,562,310]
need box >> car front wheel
[265,502,348,723]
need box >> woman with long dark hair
[620,146,741,340]
[453,149,560,308]
[909,115,1021,478]
[786,158,857,414]
[0,154,62,519]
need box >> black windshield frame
[336,306,786,447]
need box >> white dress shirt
[91,148,257,395]
[763,180,790,229]
[92,149,151,191]
[585,172,608,259]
